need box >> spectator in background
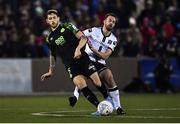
[162,16,175,40]
[0,30,6,57]
[154,55,174,93]
[174,22,180,65]
[140,17,157,56]
[0,0,179,58]
[138,0,155,23]
[123,17,142,57]
[153,15,162,34]
[3,23,19,57]
[18,27,34,57]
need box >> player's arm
[48,50,56,74]
[66,22,88,59]
[74,31,88,59]
[41,46,57,81]
[83,28,93,37]
[76,31,87,49]
[91,47,112,60]
[90,36,117,60]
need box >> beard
[106,24,113,31]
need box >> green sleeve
[63,22,79,34]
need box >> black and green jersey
[46,22,82,66]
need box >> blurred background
[0,0,180,95]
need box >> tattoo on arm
[49,46,57,68]
[49,55,56,68]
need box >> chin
[106,26,113,31]
[52,25,56,28]
[107,28,113,31]
[52,24,57,28]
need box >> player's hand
[41,71,52,81]
[74,48,81,59]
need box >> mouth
[52,22,55,25]
[109,24,113,28]
[107,25,113,30]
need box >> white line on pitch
[115,115,180,119]
[128,108,180,111]
[31,110,180,119]
[32,112,180,119]
[2,107,180,111]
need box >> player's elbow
[102,55,108,60]
[81,36,87,42]
[103,54,111,60]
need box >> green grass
[0,93,180,123]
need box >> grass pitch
[0,93,180,123]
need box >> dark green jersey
[46,22,81,66]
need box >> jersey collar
[101,27,111,37]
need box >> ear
[57,16,60,21]
[103,19,106,25]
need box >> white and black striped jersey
[83,27,117,65]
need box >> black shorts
[91,61,107,74]
[65,53,97,79]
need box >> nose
[52,22,55,25]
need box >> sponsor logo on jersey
[113,41,117,46]
[108,40,112,44]
[88,64,96,71]
[55,36,65,45]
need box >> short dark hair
[46,9,60,18]
[104,13,118,22]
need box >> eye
[49,17,52,20]
[53,16,56,19]
[109,19,115,24]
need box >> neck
[102,26,111,36]
[51,22,60,31]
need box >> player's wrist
[91,47,96,52]
[48,68,54,75]
[76,47,81,51]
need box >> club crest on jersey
[113,41,117,46]
[108,40,112,44]
[61,28,65,33]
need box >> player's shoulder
[62,22,79,33]
[62,22,75,28]
[110,32,117,41]
[86,27,101,33]
[109,33,118,46]
[93,27,101,31]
